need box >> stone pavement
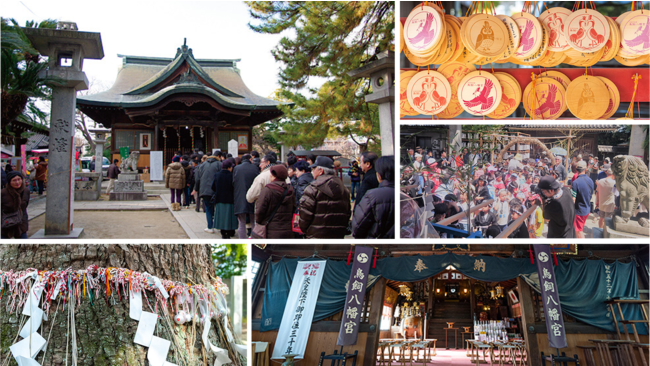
[158,194,234,239]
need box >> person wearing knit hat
[270,165,288,181]
[254,163,295,238]
[1,171,30,238]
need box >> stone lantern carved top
[56,21,78,31]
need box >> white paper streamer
[22,280,43,316]
[10,332,46,360]
[19,308,44,338]
[147,336,171,366]
[129,289,143,321]
[134,312,158,347]
[16,356,41,366]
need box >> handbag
[1,210,22,229]
[251,186,288,239]
[292,213,303,234]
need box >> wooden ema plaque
[487,72,521,119]
[496,15,521,61]
[565,75,609,120]
[400,22,405,54]
[406,70,452,115]
[463,14,509,58]
[400,71,419,117]
[445,16,464,63]
[620,10,650,56]
[539,70,570,113]
[404,5,445,57]
[437,62,476,118]
[597,76,621,120]
[511,12,543,58]
[600,16,621,62]
[539,7,572,52]
[523,77,566,120]
[457,71,502,116]
[564,9,610,52]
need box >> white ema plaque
[150,151,164,181]
[228,139,239,158]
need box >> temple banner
[271,260,326,360]
[337,246,373,346]
[150,151,163,181]
[534,244,567,349]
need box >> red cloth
[574,214,588,232]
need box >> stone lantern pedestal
[25,22,103,238]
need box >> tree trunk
[0,244,242,366]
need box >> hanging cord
[625,74,641,119]
[529,73,540,120]
[40,299,61,365]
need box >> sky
[3,0,295,97]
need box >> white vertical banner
[271,260,327,360]
[150,151,163,181]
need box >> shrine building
[251,244,649,366]
[77,43,289,167]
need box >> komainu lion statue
[119,151,140,173]
[611,155,649,225]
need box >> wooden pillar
[517,276,541,366]
[363,277,386,366]
[469,279,475,320]
[154,121,159,151]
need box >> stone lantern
[24,21,104,237]
[347,50,395,156]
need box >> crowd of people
[401,147,624,239]
[160,149,396,239]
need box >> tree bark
[0,244,242,366]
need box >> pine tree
[246,1,394,152]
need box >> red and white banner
[271,260,327,360]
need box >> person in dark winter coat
[191,158,201,212]
[192,155,222,232]
[255,165,296,238]
[1,167,6,189]
[355,152,379,206]
[292,160,314,211]
[352,155,395,238]
[299,156,351,238]
[233,154,260,239]
[1,171,30,238]
[211,159,237,238]
[250,151,261,168]
[106,159,119,195]
[180,155,193,208]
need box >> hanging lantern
[495,284,504,298]
[490,288,497,300]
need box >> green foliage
[103,136,112,161]
[211,244,247,279]
[1,17,58,131]
[598,125,632,146]
[246,1,394,152]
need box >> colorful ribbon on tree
[1,266,244,366]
